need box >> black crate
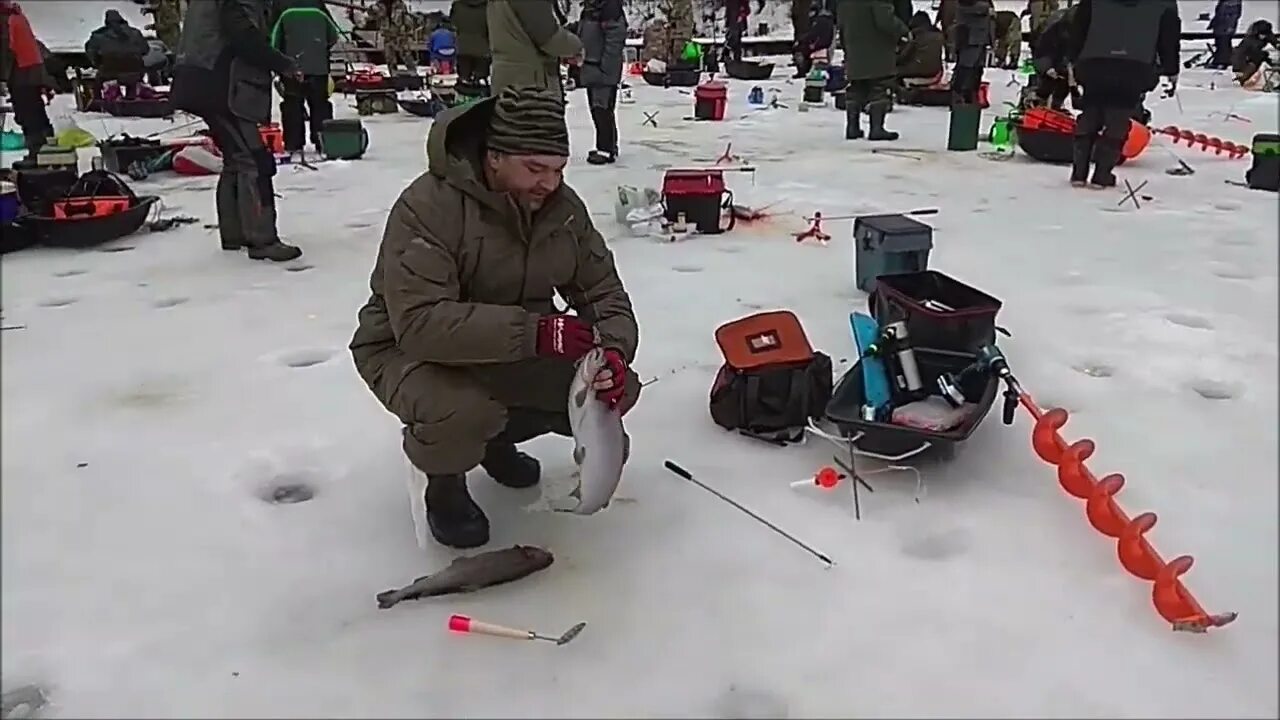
[870,271,1002,353]
[825,347,1000,457]
[99,142,166,174]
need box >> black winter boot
[845,102,864,140]
[1070,137,1093,186]
[425,474,490,548]
[248,240,303,262]
[481,442,542,488]
[1090,140,1121,188]
[867,103,899,141]
[586,149,616,165]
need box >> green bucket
[988,117,1014,148]
[1,130,24,152]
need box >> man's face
[486,152,567,211]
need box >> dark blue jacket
[1209,0,1241,36]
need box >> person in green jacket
[487,0,582,97]
[450,0,490,85]
[837,0,909,141]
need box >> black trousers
[456,54,491,83]
[202,112,279,248]
[951,64,985,104]
[1073,87,1140,174]
[8,85,53,155]
[587,86,618,154]
[1210,35,1233,68]
[279,75,332,151]
[1035,74,1071,109]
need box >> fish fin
[573,445,586,465]
[573,385,590,407]
[375,590,400,609]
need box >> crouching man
[350,86,641,550]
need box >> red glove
[535,314,594,361]
[594,348,633,414]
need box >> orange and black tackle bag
[709,311,833,444]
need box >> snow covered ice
[4,6,1280,720]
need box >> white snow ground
[2,40,1278,720]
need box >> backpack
[708,310,834,444]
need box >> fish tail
[375,590,401,609]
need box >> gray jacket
[578,16,626,88]
[173,0,292,122]
[272,0,338,77]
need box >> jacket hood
[104,9,126,25]
[909,11,933,30]
[425,97,508,210]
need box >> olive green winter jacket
[837,0,909,80]
[450,0,489,58]
[349,97,637,400]
[487,0,581,95]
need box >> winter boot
[844,102,864,140]
[425,474,490,548]
[1070,137,1094,187]
[247,240,303,262]
[481,442,542,488]
[867,103,899,141]
[1089,140,1121,188]
[586,149,616,165]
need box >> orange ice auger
[1157,125,1250,159]
[1018,395,1238,633]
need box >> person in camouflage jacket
[370,0,419,73]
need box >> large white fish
[561,347,630,514]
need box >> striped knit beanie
[486,86,570,157]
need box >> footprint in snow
[152,296,190,309]
[52,269,88,278]
[38,296,79,308]
[1211,264,1256,281]
[97,244,136,253]
[276,348,336,369]
[671,265,703,274]
[1072,361,1115,378]
[714,684,790,719]
[1164,312,1214,330]
[284,264,314,273]
[261,479,316,504]
[900,527,970,562]
[1187,378,1239,401]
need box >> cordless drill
[936,343,1023,425]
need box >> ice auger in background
[954,344,1238,633]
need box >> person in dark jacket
[792,7,834,78]
[1232,19,1277,83]
[896,11,943,80]
[450,0,490,85]
[1067,0,1179,188]
[0,0,54,167]
[837,0,909,141]
[725,0,749,62]
[1030,7,1073,109]
[951,0,993,104]
[273,0,338,155]
[1206,0,1241,69]
[172,0,303,261]
[85,10,151,98]
[936,0,957,61]
[578,0,626,164]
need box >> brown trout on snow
[560,347,631,515]
[376,545,554,609]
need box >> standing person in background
[145,0,183,50]
[450,0,490,86]
[658,0,695,68]
[725,0,747,62]
[0,0,54,168]
[1066,0,1179,188]
[1023,0,1059,55]
[85,10,151,99]
[1206,0,1241,70]
[272,0,338,156]
[792,6,835,78]
[370,0,420,75]
[578,0,626,165]
[936,0,957,62]
[1029,6,1074,109]
[488,0,581,96]
[992,9,1022,69]
[171,0,303,261]
[791,0,812,53]
[950,0,992,105]
[837,0,909,142]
